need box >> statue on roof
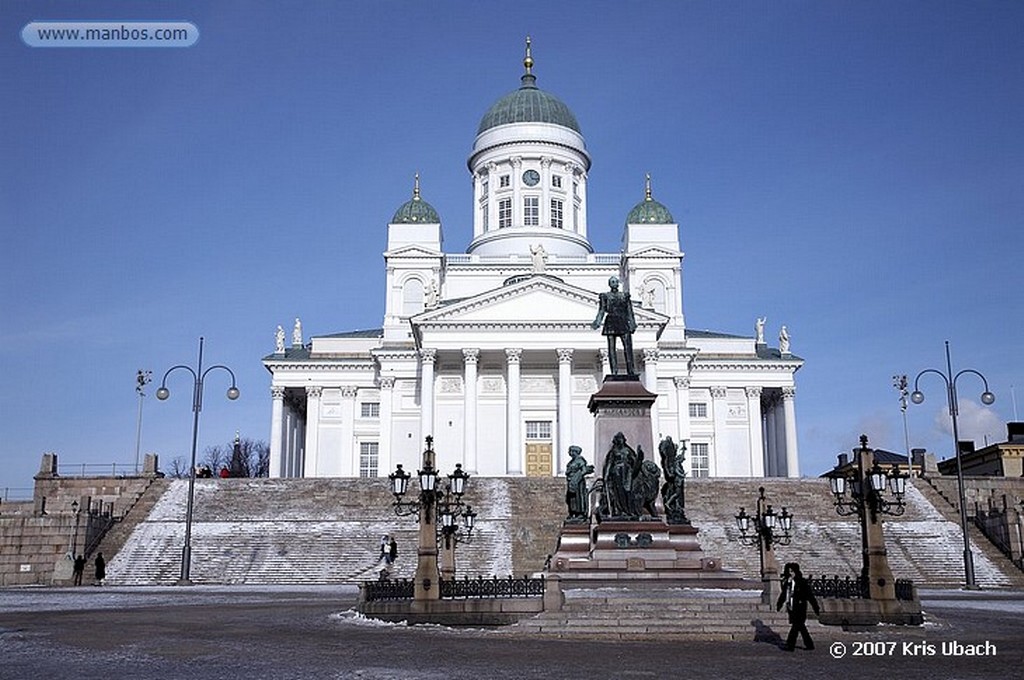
[755,317,766,344]
[293,318,303,347]
[425,279,439,308]
[591,275,637,376]
[275,325,286,353]
[530,244,548,273]
[779,325,790,354]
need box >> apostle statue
[755,316,766,344]
[591,275,637,376]
[293,318,303,347]
[779,325,790,354]
[529,243,548,273]
[275,325,286,353]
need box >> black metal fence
[809,574,916,602]
[363,575,545,603]
[440,575,545,599]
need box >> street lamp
[68,499,80,557]
[134,370,152,474]
[910,341,995,589]
[156,337,239,585]
[828,435,907,600]
[388,436,475,599]
[734,486,793,603]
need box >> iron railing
[362,578,414,602]
[809,574,917,602]
[440,575,545,599]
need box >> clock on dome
[522,169,540,186]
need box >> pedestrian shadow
[751,619,785,647]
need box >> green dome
[626,198,674,224]
[391,176,440,223]
[477,73,581,135]
[626,175,674,224]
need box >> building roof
[477,39,580,135]
[625,174,674,224]
[391,175,440,224]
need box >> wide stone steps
[102,476,1024,589]
[509,589,818,641]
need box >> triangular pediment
[413,276,667,327]
[383,244,443,258]
[626,244,682,258]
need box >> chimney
[1007,422,1024,443]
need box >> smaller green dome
[626,174,674,224]
[392,175,440,224]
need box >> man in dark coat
[72,555,86,586]
[591,275,637,375]
[94,552,106,586]
[776,562,820,651]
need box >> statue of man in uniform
[591,275,637,375]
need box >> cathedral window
[401,279,424,317]
[573,181,578,196]
[481,177,489,197]
[573,205,579,229]
[359,442,379,478]
[524,196,539,226]
[690,443,709,478]
[498,198,512,228]
[499,174,510,188]
[552,175,562,189]
[360,402,380,418]
[525,420,552,440]
[550,198,564,228]
[482,203,489,230]
[689,403,708,418]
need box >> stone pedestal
[587,375,657,475]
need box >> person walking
[776,562,820,651]
[387,537,398,566]
[378,535,389,563]
[94,552,106,586]
[72,555,86,586]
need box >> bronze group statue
[658,436,689,525]
[564,445,594,523]
[591,275,637,376]
[600,432,661,520]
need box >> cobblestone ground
[0,586,1020,680]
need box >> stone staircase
[104,476,1024,589]
[508,587,822,641]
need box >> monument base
[548,519,749,589]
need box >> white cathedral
[263,42,803,482]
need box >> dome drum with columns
[263,39,803,482]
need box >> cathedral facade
[263,43,803,481]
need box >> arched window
[402,279,424,317]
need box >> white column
[782,386,800,477]
[506,348,523,474]
[463,349,479,473]
[764,399,778,477]
[598,348,611,379]
[270,386,285,478]
[774,398,788,477]
[710,386,729,478]
[556,348,574,474]
[378,377,395,478]
[643,348,660,442]
[420,348,437,439]
[745,386,765,477]
[340,386,357,476]
[304,386,322,477]
[541,156,552,227]
[511,156,523,226]
[674,376,691,471]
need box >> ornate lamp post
[388,436,475,600]
[68,499,80,557]
[828,435,908,600]
[734,486,793,603]
[156,337,239,585]
[134,370,152,474]
[910,341,995,589]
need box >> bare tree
[166,456,190,479]
[200,437,269,478]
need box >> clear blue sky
[2,1,1022,493]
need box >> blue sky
[2,1,1022,493]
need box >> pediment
[384,244,443,258]
[412,276,667,327]
[627,245,682,259]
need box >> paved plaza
[0,586,1020,679]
